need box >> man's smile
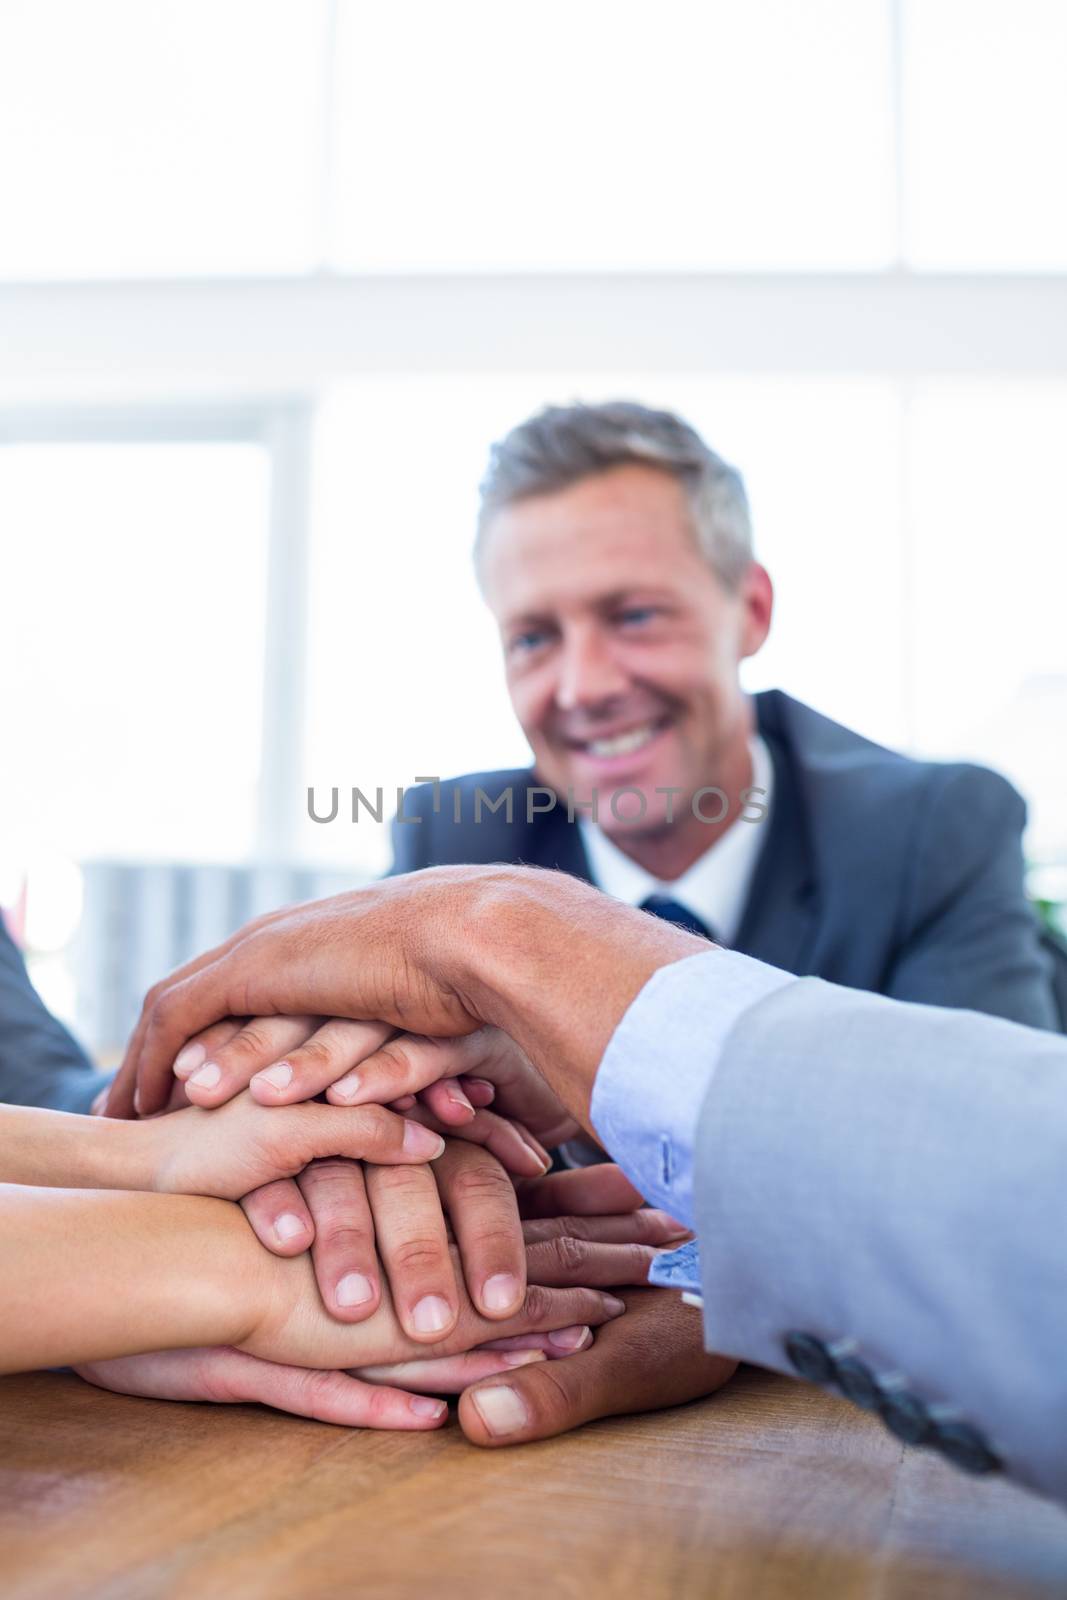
[558,714,676,773]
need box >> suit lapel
[732,716,821,975]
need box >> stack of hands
[88,1012,734,1445]
[79,869,739,1445]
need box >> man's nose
[554,631,629,712]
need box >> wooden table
[2,1365,1066,1599]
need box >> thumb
[458,1340,609,1446]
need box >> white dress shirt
[590,948,795,1228]
[577,735,774,945]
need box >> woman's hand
[0,1182,627,1377]
[73,1343,554,1433]
[142,1101,536,1338]
[140,1092,446,1199]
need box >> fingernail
[446,1086,474,1115]
[173,1043,205,1079]
[501,1350,546,1368]
[521,1139,552,1174]
[403,1121,446,1159]
[336,1272,375,1307]
[188,1061,221,1090]
[603,1295,626,1317]
[467,1078,494,1098]
[252,1061,293,1091]
[330,1072,361,1102]
[132,1086,143,1116]
[470,1385,529,1437]
[409,1396,447,1419]
[275,1212,307,1243]
[411,1295,452,1334]
[547,1324,591,1352]
[482,1273,520,1313]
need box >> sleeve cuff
[589,949,796,1227]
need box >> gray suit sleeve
[885,765,1058,1030]
[695,977,1067,1503]
[0,920,111,1113]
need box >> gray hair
[475,400,753,588]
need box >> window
[907,381,1067,862]
[1,436,271,862]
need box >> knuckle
[520,1283,551,1322]
[524,1362,577,1430]
[391,1237,447,1275]
[153,990,180,1029]
[293,1368,339,1412]
[148,976,167,1004]
[240,1183,279,1220]
[369,1160,426,1200]
[363,1385,400,1425]
[633,1210,666,1243]
[222,1023,276,1062]
[448,1163,514,1208]
[355,1105,395,1142]
[318,1219,374,1253]
[303,1156,358,1182]
[552,1234,588,1274]
[626,1242,653,1280]
[467,1220,521,1260]
[291,1036,333,1070]
[376,1041,414,1079]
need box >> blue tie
[641,895,716,944]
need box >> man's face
[480,463,773,840]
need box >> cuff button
[784,1332,835,1385]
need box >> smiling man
[393,399,1057,1024]
[379,400,1057,1447]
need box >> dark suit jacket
[0,917,110,1111]
[390,689,1058,1029]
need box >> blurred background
[2,0,1066,1057]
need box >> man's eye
[509,630,549,655]
[616,607,659,628]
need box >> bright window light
[330,0,895,271]
[0,0,328,279]
[1,442,270,860]
[908,381,1067,860]
[902,0,1067,270]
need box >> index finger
[115,948,266,1117]
[106,903,300,1118]
[326,1034,472,1108]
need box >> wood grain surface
[2,1365,1065,1600]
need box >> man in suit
[383,398,1057,1444]
[117,864,1067,1503]
[393,399,1055,1027]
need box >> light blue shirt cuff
[589,949,796,1227]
